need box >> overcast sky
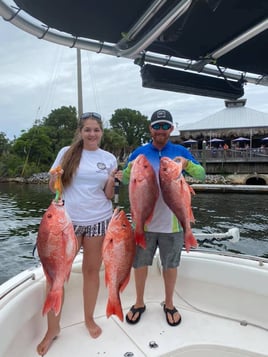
[1,17,268,140]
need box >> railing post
[202,140,206,170]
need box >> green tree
[0,153,22,177]
[41,105,78,153]
[0,132,10,156]
[12,126,54,176]
[101,128,127,160]
[110,108,150,151]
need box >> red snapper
[129,154,159,248]
[37,199,77,316]
[159,157,197,252]
[102,208,135,321]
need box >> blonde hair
[61,116,103,187]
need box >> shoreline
[0,173,234,185]
[0,173,267,193]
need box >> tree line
[0,106,151,178]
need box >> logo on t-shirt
[97,162,107,170]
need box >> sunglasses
[80,112,102,121]
[151,123,172,130]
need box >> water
[0,182,268,285]
[0,183,53,284]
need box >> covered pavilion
[173,99,268,149]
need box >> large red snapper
[159,157,197,252]
[129,154,159,248]
[102,208,135,322]
[37,199,77,316]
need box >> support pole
[77,48,83,118]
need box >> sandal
[126,305,146,324]
[163,305,182,326]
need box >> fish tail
[184,230,198,253]
[106,297,123,322]
[135,231,146,249]
[42,289,63,316]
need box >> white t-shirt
[51,146,117,226]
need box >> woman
[37,112,121,356]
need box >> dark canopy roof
[1,0,268,99]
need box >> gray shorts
[133,231,184,270]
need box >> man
[122,109,205,326]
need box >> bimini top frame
[0,0,268,95]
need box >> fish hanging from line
[129,154,159,248]
[159,157,197,252]
[102,208,135,322]
[37,166,77,316]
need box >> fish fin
[42,289,63,316]
[106,297,123,322]
[188,184,195,195]
[189,208,195,223]
[184,231,198,253]
[104,270,110,287]
[135,231,146,249]
[119,274,131,293]
[66,270,72,282]
[43,271,53,287]
[145,210,154,225]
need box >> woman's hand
[49,166,64,193]
[109,169,123,182]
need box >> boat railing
[191,148,268,163]
[0,272,36,301]
[190,248,268,266]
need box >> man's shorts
[133,231,184,270]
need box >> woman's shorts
[73,219,110,238]
[133,231,184,270]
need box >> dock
[191,184,268,193]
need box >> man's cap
[150,109,173,125]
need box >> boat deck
[1,252,268,357]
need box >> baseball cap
[150,109,173,126]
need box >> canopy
[232,137,250,142]
[0,0,267,100]
[183,139,198,145]
[209,138,224,143]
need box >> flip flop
[163,305,182,326]
[126,305,146,324]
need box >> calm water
[0,182,268,285]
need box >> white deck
[1,251,268,357]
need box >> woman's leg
[37,236,81,355]
[36,286,63,356]
[82,235,104,338]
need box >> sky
[1,17,268,140]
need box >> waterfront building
[173,99,268,149]
[171,99,268,183]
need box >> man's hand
[174,156,188,170]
